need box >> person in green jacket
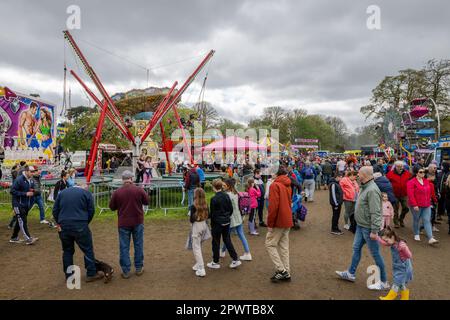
[335,166,389,291]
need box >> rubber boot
[379,289,398,300]
[400,289,410,300]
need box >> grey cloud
[1,0,449,132]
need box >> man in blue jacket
[10,165,38,245]
[52,184,103,282]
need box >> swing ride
[62,30,215,183]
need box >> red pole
[139,50,215,139]
[64,30,135,144]
[140,82,178,143]
[172,105,193,164]
[86,100,108,183]
[70,70,133,142]
[160,122,172,175]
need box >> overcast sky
[1,0,449,132]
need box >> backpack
[292,194,307,222]
[304,167,314,178]
[238,191,251,215]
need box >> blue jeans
[119,224,144,274]
[33,195,45,221]
[59,225,96,278]
[188,188,195,208]
[221,224,250,253]
[349,225,387,282]
[411,206,433,240]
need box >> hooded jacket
[374,174,397,205]
[386,169,411,198]
[11,173,35,209]
[340,176,359,202]
[329,178,343,207]
[267,175,293,228]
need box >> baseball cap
[122,170,134,180]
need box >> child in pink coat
[381,192,394,229]
[247,178,261,236]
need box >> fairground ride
[62,30,215,183]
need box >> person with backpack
[301,162,316,202]
[207,179,242,270]
[322,160,333,190]
[253,169,267,227]
[265,166,293,282]
[329,173,344,235]
[220,179,252,261]
[185,163,200,208]
[287,166,302,195]
[196,164,206,189]
[246,178,261,236]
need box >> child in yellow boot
[377,227,413,300]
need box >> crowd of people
[5,152,450,300]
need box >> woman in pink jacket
[339,171,360,231]
[246,178,261,236]
[407,167,439,245]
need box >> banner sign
[0,86,56,161]
[291,145,319,149]
[295,138,319,143]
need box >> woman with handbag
[189,188,211,277]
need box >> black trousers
[211,223,238,263]
[331,205,342,231]
[11,206,31,240]
[135,169,144,183]
[438,196,446,217]
[257,197,265,224]
[349,214,357,234]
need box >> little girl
[189,188,210,277]
[247,178,261,236]
[381,192,394,229]
[143,156,152,185]
[378,227,413,300]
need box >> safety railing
[1,179,192,217]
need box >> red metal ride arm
[86,100,108,184]
[139,50,215,160]
[140,81,178,143]
[63,30,135,144]
[159,122,172,175]
[70,70,131,141]
[172,105,193,164]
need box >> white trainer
[192,263,199,271]
[229,260,242,269]
[428,238,439,245]
[239,253,252,261]
[207,262,221,269]
[344,224,350,230]
[432,226,439,232]
[414,235,421,241]
[40,220,49,224]
[220,250,226,258]
[368,281,390,291]
[195,268,206,277]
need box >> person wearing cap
[109,170,149,278]
[52,183,102,282]
[10,165,38,245]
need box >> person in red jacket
[265,166,293,283]
[386,161,411,228]
[406,167,439,245]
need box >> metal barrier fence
[1,174,259,216]
[0,180,189,216]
